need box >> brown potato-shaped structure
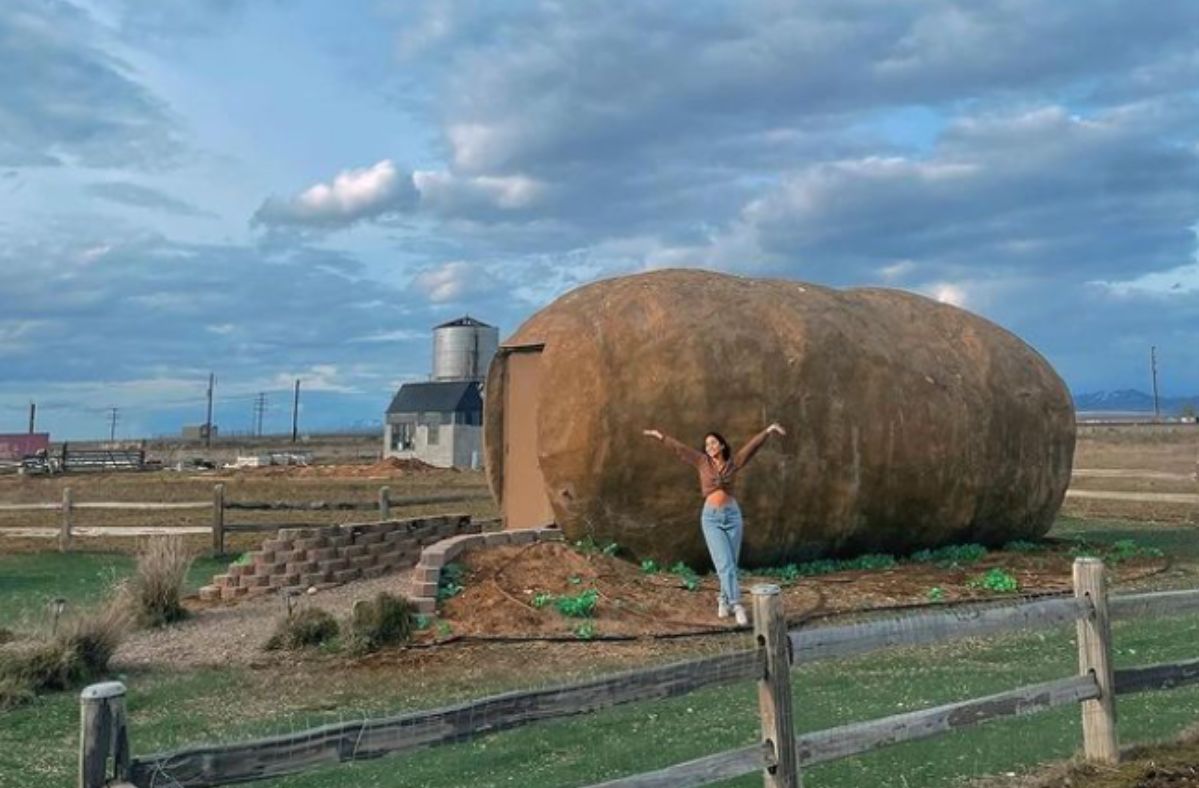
[485,269,1074,567]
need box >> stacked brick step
[409,526,564,615]
[199,514,480,602]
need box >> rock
[484,269,1075,566]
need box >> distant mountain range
[1074,389,1199,414]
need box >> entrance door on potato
[501,346,555,530]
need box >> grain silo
[433,317,499,382]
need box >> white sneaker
[733,604,749,627]
[717,597,731,619]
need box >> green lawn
[2,519,1199,787]
[0,551,228,631]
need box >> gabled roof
[386,381,482,414]
[435,315,492,329]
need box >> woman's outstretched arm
[733,423,786,468]
[643,428,704,466]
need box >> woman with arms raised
[642,423,786,626]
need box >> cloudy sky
[2,1,1197,439]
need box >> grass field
[3,516,1199,788]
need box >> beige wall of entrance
[500,348,556,529]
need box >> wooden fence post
[212,483,225,555]
[59,486,73,552]
[378,486,391,520]
[79,681,129,788]
[752,584,801,788]
[1074,558,1118,764]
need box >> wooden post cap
[752,584,782,597]
[80,682,126,701]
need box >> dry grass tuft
[348,592,415,654]
[126,535,195,628]
[0,599,132,709]
[264,607,340,651]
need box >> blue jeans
[701,501,743,605]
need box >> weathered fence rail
[77,560,1199,788]
[0,485,494,552]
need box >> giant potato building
[484,270,1075,567]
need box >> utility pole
[108,407,119,442]
[1150,346,1160,421]
[253,393,267,437]
[28,401,35,434]
[291,379,300,443]
[204,372,215,447]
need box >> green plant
[554,588,598,618]
[435,620,453,638]
[348,593,415,653]
[531,592,553,609]
[1003,540,1043,553]
[966,568,1020,593]
[927,587,946,602]
[264,607,339,651]
[844,553,897,571]
[670,562,702,591]
[759,564,801,583]
[567,574,583,585]
[573,621,596,640]
[911,544,988,567]
[413,614,431,631]
[1107,538,1165,563]
[232,552,253,566]
[601,541,620,558]
[640,559,659,574]
[126,535,194,627]
[437,563,465,601]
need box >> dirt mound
[436,541,1167,640]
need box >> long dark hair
[704,432,731,462]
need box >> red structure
[0,433,50,460]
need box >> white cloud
[254,159,418,228]
[411,261,496,303]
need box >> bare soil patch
[434,541,1167,640]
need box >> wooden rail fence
[0,485,494,553]
[76,558,1199,788]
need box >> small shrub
[232,552,253,566]
[531,592,553,609]
[555,589,598,618]
[601,542,620,558]
[264,607,339,651]
[126,536,194,628]
[670,562,701,592]
[348,593,415,653]
[435,620,453,638]
[437,563,465,602]
[0,675,35,710]
[927,587,946,602]
[640,559,659,574]
[413,614,431,631]
[967,568,1020,593]
[574,622,596,640]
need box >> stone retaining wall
[199,514,478,601]
[408,525,563,615]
